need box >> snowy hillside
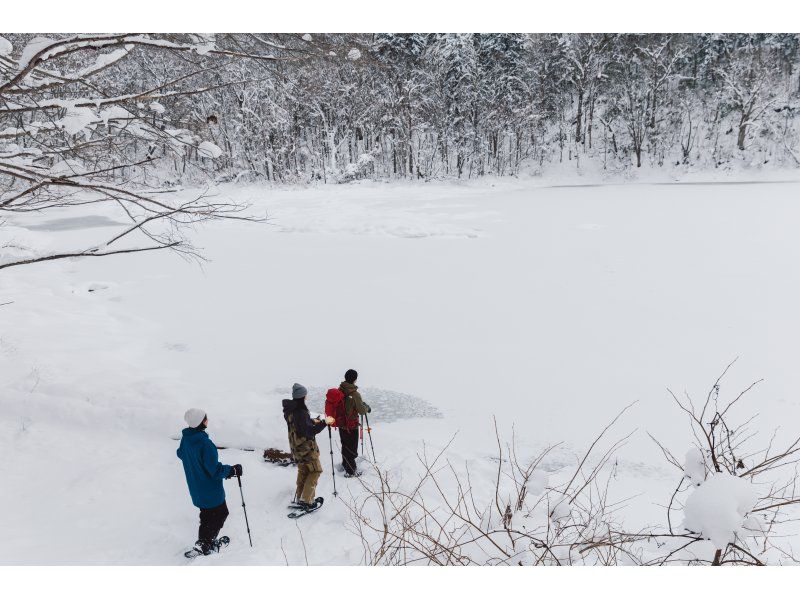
[3,177,800,564]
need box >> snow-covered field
[2,177,800,564]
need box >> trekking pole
[364,412,376,461]
[328,426,338,497]
[360,414,365,457]
[236,473,253,548]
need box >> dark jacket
[282,398,326,463]
[176,427,232,509]
[339,381,370,430]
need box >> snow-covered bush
[338,153,375,182]
[344,363,800,565]
[682,473,758,550]
[343,410,640,566]
[647,359,800,565]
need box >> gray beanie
[292,383,307,399]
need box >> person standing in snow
[283,383,334,510]
[177,408,242,556]
[339,369,371,478]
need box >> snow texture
[743,514,770,538]
[77,48,129,77]
[683,447,706,486]
[529,470,549,496]
[682,473,759,550]
[3,178,800,564]
[0,36,12,57]
[56,105,97,136]
[18,36,56,69]
[99,105,133,126]
[190,34,216,55]
[550,501,571,522]
[49,159,86,177]
[275,386,442,423]
[197,141,223,159]
[193,44,215,55]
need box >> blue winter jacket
[176,427,232,509]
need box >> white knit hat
[184,408,207,428]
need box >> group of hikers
[176,369,371,558]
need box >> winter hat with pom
[184,408,207,428]
[292,383,307,399]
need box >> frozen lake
[2,178,800,563]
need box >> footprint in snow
[164,343,190,353]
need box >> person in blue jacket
[177,407,242,556]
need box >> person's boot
[194,540,213,556]
[298,497,324,511]
[344,470,363,478]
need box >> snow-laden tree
[2,33,799,198]
[0,34,294,269]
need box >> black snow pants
[339,427,360,475]
[198,500,229,545]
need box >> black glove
[227,464,243,479]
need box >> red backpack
[325,388,346,428]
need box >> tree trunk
[327,129,337,172]
[737,113,748,151]
[712,549,722,566]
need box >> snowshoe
[344,470,363,478]
[184,536,229,559]
[215,536,230,550]
[287,497,324,519]
[289,496,323,509]
[184,540,212,559]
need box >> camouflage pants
[295,457,322,503]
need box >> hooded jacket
[282,398,326,463]
[176,427,232,509]
[339,381,371,430]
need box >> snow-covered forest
[2,33,799,189]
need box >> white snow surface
[77,48,129,77]
[197,141,223,159]
[550,501,572,522]
[99,105,134,126]
[529,470,548,496]
[2,176,800,564]
[0,36,12,57]
[57,105,97,136]
[18,36,56,69]
[683,447,706,486]
[682,473,759,550]
[49,159,86,177]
